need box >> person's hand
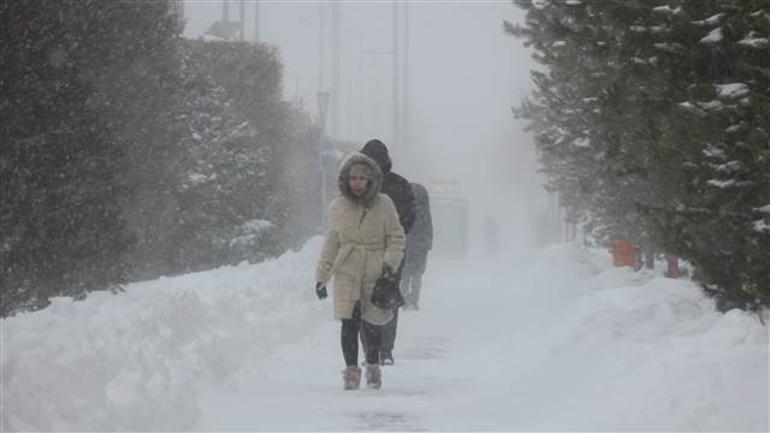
[381,264,394,279]
[315,282,328,300]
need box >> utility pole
[253,0,260,42]
[392,0,400,148]
[360,50,394,144]
[331,2,341,139]
[318,2,326,93]
[239,0,245,40]
[356,38,364,142]
[403,1,410,154]
[171,0,185,29]
[222,0,229,24]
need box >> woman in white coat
[315,152,405,390]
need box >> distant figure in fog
[402,182,433,310]
[314,152,405,390]
[360,139,416,366]
[483,215,500,256]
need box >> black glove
[382,264,394,279]
[315,282,328,300]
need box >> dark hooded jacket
[361,139,417,235]
[407,182,433,254]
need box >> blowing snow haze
[183,1,539,254]
[4,1,768,431]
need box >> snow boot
[365,364,382,389]
[342,366,361,390]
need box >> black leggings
[341,302,382,366]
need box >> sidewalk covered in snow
[3,238,767,431]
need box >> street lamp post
[392,0,399,149]
[317,91,331,231]
[253,0,260,42]
[293,75,319,108]
[403,1,410,157]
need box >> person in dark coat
[402,182,433,310]
[360,138,416,365]
[483,214,500,257]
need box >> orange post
[612,240,636,267]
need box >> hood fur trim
[337,152,383,207]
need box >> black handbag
[371,267,405,310]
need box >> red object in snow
[611,240,636,267]
[666,255,680,278]
[566,223,577,243]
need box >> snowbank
[467,245,768,431]
[1,238,325,431]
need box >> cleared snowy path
[195,244,768,431]
[195,253,507,431]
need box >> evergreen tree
[181,40,322,268]
[509,0,770,310]
[173,45,274,271]
[667,1,770,309]
[0,0,183,315]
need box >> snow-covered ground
[2,238,768,431]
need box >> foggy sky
[182,1,540,252]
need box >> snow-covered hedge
[1,239,325,431]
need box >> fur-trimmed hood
[337,152,383,207]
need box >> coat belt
[327,242,384,277]
[349,242,385,251]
